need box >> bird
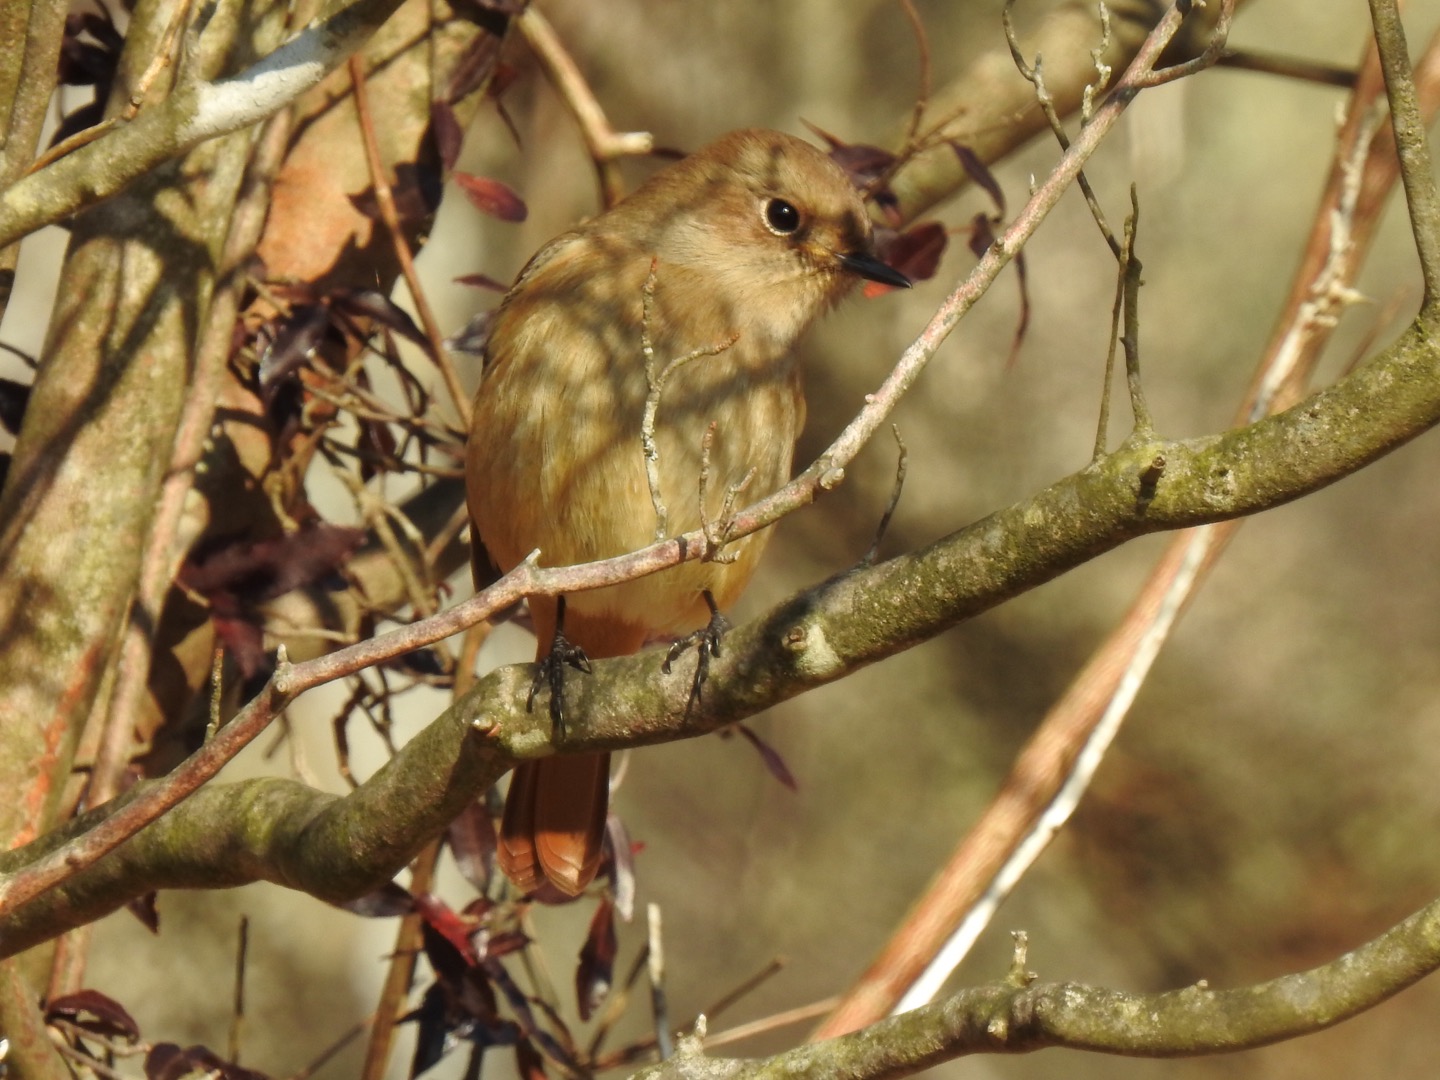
[465,127,909,898]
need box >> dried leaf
[575,897,617,1021]
[484,929,530,958]
[126,890,160,933]
[416,894,479,967]
[446,33,505,104]
[447,801,498,892]
[258,305,331,391]
[604,814,636,922]
[336,881,415,918]
[47,989,141,1042]
[432,101,465,174]
[0,377,31,435]
[802,119,897,184]
[454,172,528,222]
[515,1038,548,1080]
[951,142,1007,216]
[735,723,799,792]
[332,288,428,347]
[181,523,365,603]
[869,221,947,297]
[144,1043,272,1080]
[454,273,510,293]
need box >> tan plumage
[465,128,907,897]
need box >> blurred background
[9,0,1440,1076]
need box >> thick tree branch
[2,302,1439,952]
[629,891,1440,1077]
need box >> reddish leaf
[735,723,799,792]
[575,897,617,1021]
[484,929,530,958]
[145,1043,273,1080]
[454,272,510,293]
[331,288,427,347]
[869,221,947,297]
[446,33,505,104]
[126,890,160,933]
[951,142,1007,216]
[47,989,140,1041]
[181,523,365,603]
[336,881,415,918]
[447,800,498,892]
[209,606,268,681]
[415,893,479,965]
[516,1038,548,1079]
[965,213,1031,367]
[966,210,996,260]
[802,119,897,184]
[432,101,465,173]
[1007,246,1032,369]
[454,172,528,222]
[604,813,636,922]
[257,305,331,390]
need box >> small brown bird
[466,128,908,897]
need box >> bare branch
[0,0,407,248]
[1370,0,1440,305]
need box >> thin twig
[703,997,842,1050]
[28,0,195,175]
[697,421,753,565]
[639,260,741,540]
[287,1013,374,1080]
[861,426,907,566]
[1119,187,1154,437]
[229,915,249,1063]
[516,5,653,208]
[1004,0,1120,256]
[897,0,933,142]
[360,839,441,1080]
[1369,0,1440,305]
[648,903,673,1059]
[349,54,472,430]
[1216,48,1358,89]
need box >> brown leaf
[951,142,1007,216]
[181,523,365,604]
[454,172,528,222]
[447,800,499,892]
[47,989,141,1042]
[869,221,947,297]
[735,723,799,792]
[802,118,897,184]
[126,891,160,933]
[415,892,480,966]
[575,897,617,1021]
[515,1038,548,1080]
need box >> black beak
[840,250,912,289]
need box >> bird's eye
[763,198,801,235]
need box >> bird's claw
[662,591,729,713]
[527,597,592,736]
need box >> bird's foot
[527,596,592,736]
[662,590,729,714]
